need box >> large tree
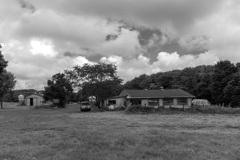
[0,44,8,73]
[211,60,237,105]
[44,73,73,108]
[224,72,240,107]
[0,45,16,108]
[0,72,16,109]
[66,62,123,106]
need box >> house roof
[106,95,127,100]
[119,89,195,98]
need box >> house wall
[173,98,177,105]
[105,97,126,108]
[187,98,192,106]
[159,99,163,107]
[25,95,43,106]
[141,99,148,106]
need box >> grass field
[1,103,240,160]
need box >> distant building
[104,89,195,109]
[24,94,44,106]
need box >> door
[30,98,33,106]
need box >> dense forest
[123,60,240,107]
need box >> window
[163,98,173,105]
[149,99,158,107]
[108,100,116,105]
[130,99,141,105]
[177,98,187,105]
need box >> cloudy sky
[1,0,240,90]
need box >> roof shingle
[120,89,195,98]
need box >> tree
[224,72,240,107]
[66,62,123,106]
[211,60,237,105]
[0,44,8,73]
[124,74,150,89]
[44,73,73,108]
[0,45,16,109]
[0,72,16,109]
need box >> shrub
[33,104,55,109]
[192,105,240,114]
[125,105,155,114]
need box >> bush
[125,105,155,114]
[33,104,55,109]
[191,105,240,114]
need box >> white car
[80,101,91,111]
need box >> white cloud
[1,0,240,90]
[97,28,141,58]
[2,40,95,90]
[101,52,219,82]
[30,39,58,57]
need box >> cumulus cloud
[1,0,240,90]
[31,0,224,32]
[2,40,94,90]
[101,52,219,82]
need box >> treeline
[124,60,240,107]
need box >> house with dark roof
[104,89,195,109]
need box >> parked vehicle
[80,101,91,111]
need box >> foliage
[211,60,237,105]
[192,105,240,114]
[125,105,156,114]
[124,65,215,102]
[224,72,240,107]
[0,46,16,108]
[123,61,240,107]
[0,44,8,73]
[0,72,16,109]
[44,73,73,108]
[66,62,123,105]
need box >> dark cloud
[36,0,223,32]
[106,34,118,41]
[19,0,36,13]
[63,52,78,58]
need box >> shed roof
[120,89,195,98]
[25,93,43,98]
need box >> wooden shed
[24,94,44,106]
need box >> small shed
[24,94,44,106]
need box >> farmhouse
[104,89,195,109]
[24,94,44,106]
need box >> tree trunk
[0,100,3,109]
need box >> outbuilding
[24,94,44,106]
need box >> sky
[1,0,240,90]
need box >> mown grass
[0,102,240,160]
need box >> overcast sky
[1,0,240,90]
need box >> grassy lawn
[1,103,240,160]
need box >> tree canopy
[44,73,73,108]
[0,45,16,108]
[123,61,240,107]
[66,62,123,105]
[0,44,8,73]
